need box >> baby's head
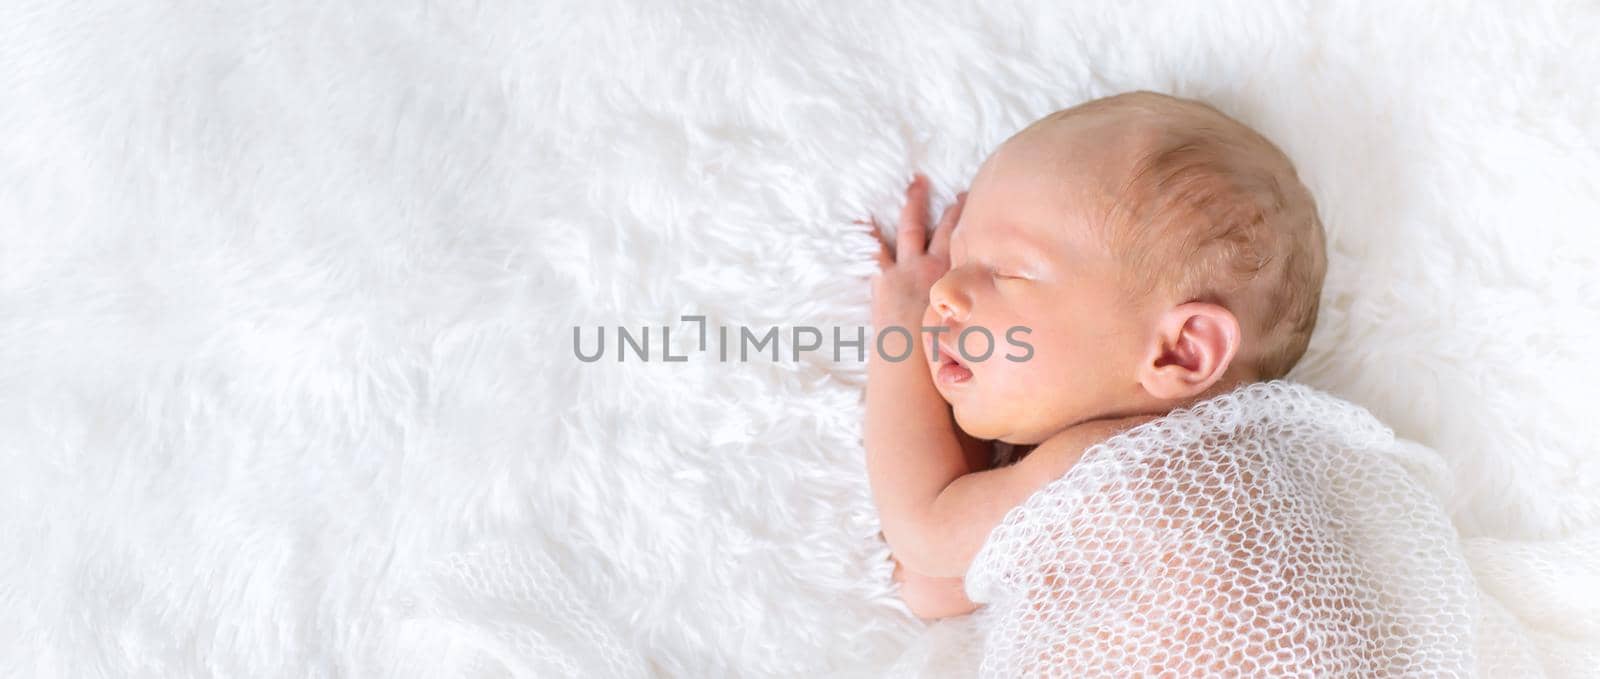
[924,91,1326,444]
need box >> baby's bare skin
[886,406,1157,618]
[863,94,1281,619]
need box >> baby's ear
[1136,302,1241,401]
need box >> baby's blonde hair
[1049,92,1326,379]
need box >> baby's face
[923,129,1153,444]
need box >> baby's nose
[929,275,971,323]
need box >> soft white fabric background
[2,1,1596,676]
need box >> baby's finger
[928,192,967,259]
[858,216,894,268]
[897,174,930,255]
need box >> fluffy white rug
[2,1,1596,676]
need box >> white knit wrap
[954,381,1548,677]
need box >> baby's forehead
[960,152,1117,264]
[968,111,1257,276]
[972,122,1160,226]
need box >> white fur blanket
[2,1,1596,676]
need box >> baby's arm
[863,175,990,578]
[875,416,1147,578]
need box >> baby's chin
[951,400,1059,446]
[950,402,1015,443]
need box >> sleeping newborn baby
[863,92,1489,676]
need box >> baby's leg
[892,554,978,620]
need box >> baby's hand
[859,174,967,324]
[891,550,978,620]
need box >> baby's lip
[934,337,964,367]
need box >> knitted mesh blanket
[951,381,1562,677]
